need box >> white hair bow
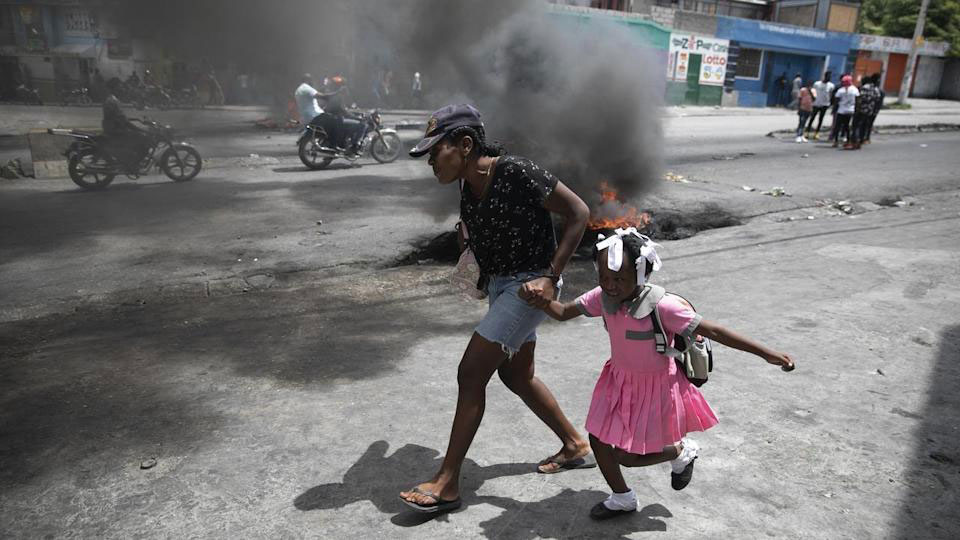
[595,227,662,286]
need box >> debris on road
[742,185,756,192]
[761,186,791,197]
[140,458,157,470]
[664,172,689,183]
[0,158,28,180]
[876,368,885,376]
[801,153,810,158]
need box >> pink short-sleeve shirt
[576,286,702,375]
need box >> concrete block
[27,128,98,179]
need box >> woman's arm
[543,181,590,275]
[694,319,795,371]
[520,181,589,300]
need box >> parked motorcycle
[15,84,42,105]
[48,118,202,190]
[297,109,401,170]
[170,85,204,109]
[60,86,92,106]
[142,85,172,110]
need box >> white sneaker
[801,137,809,142]
[795,136,803,143]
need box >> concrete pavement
[1,189,958,538]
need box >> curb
[765,122,960,138]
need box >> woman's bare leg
[399,333,505,505]
[498,341,590,470]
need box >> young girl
[522,228,796,520]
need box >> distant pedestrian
[832,75,858,148]
[849,75,882,150]
[863,73,884,145]
[806,71,834,140]
[411,71,423,109]
[775,73,788,107]
[788,72,802,110]
[795,81,814,143]
[522,228,795,520]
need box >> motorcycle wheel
[160,145,202,182]
[298,136,333,170]
[69,149,116,190]
[370,132,401,164]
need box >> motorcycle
[60,86,92,106]
[15,84,43,105]
[142,85,172,110]
[48,118,202,190]
[169,85,204,109]
[296,109,401,170]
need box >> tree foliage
[858,0,960,56]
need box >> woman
[400,104,593,513]
[795,80,815,143]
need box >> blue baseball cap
[409,104,484,157]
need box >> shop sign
[857,34,949,57]
[667,33,729,86]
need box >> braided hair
[592,229,655,280]
[443,125,506,157]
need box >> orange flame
[587,181,651,231]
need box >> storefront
[854,34,949,97]
[665,33,730,106]
[715,17,855,107]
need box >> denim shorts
[475,271,561,358]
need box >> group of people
[793,71,885,150]
[397,104,796,519]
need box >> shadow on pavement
[0,170,457,268]
[0,282,475,496]
[894,324,960,539]
[294,440,671,536]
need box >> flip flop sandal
[399,487,462,514]
[537,454,598,474]
[589,501,637,521]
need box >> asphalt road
[1,102,959,538]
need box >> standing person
[399,104,593,514]
[806,71,834,140]
[863,73,884,145]
[774,73,787,107]
[850,74,881,150]
[795,81,814,143]
[832,74,858,148]
[523,228,796,519]
[788,72,802,110]
[411,71,423,109]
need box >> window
[736,48,762,79]
[827,2,858,33]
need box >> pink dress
[577,286,718,454]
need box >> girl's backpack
[630,285,714,387]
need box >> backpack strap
[650,299,684,359]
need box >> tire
[160,145,202,182]
[68,149,116,190]
[298,134,333,170]
[370,132,401,164]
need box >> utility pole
[897,0,931,105]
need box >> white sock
[603,489,637,511]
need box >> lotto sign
[699,52,727,86]
[668,33,730,85]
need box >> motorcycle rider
[320,75,363,153]
[102,93,150,172]
[295,74,355,153]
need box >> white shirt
[294,83,323,123]
[812,80,834,107]
[836,86,860,115]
